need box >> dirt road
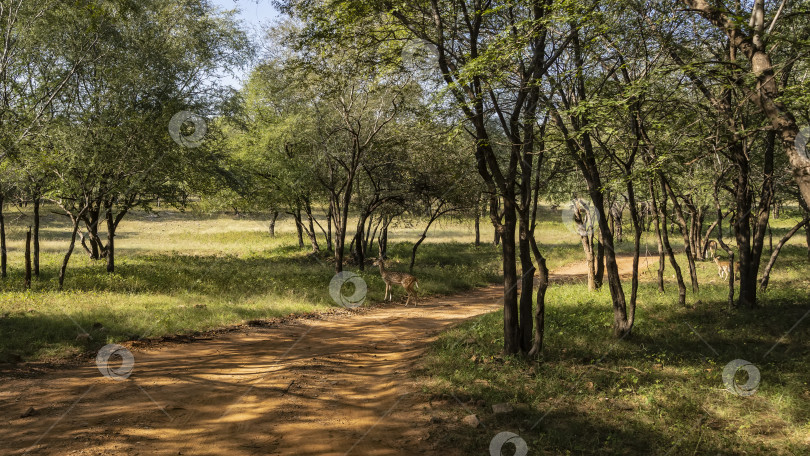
[1,256,654,455]
[1,287,503,456]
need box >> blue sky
[211,0,281,89]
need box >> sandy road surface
[1,287,503,456]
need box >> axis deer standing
[705,240,718,260]
[713,256,739,280]
[373,257,419,306]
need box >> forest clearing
[1,0,810,454]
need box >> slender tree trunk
[33,197,40,277]
[304,202,320,253]
[760,217,810,291]
[0,193,6,278]
[595,233,605,288]
[649,180,665,292]
[59,219,82,290]
[659,182,687,306]
[380,224,388,259]
[83,208,104,260]
[518,214,535,352]
[293,208,305,249]
[728,252,735,309]
[326,207,333,251]
[269,211,278,237]
[592,189,631,337]
[24,227,31,289]
[748,131,776,303]
[474,203,481,247]
[410,212,445,273]
[106,210,115,273]
[492,197,501,246]
[700,220,719,259]
[660,174,699,293]
[353,213,367,270]
[580,233,596,290]
[528,236,547,357]
[626,179,640,332]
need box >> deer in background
[705,240,718,260]
[713,256,739,280]
[373,257,419,306]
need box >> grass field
[0,206,506,362]
[417,213,810,455]
[1,204,808,455]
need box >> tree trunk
[83,208,105,260]
[352,213,367,270]
[659,180,687,306]
[492,197,501,246]
[700,220,719,259]
[0,193,6,278]
[304,201,320,253]
[269,211,278,237]
[625,178,640,333]
[760,217,810,291]
[410,212,444,273]
[748,131,777,302]
[580,234,596,290]
[528,236,547,357]
[730,140,756,308]
[500,200,520,353]
[660,174,699,293]
[594,233,605,288]
[518,213,535,352]
[474,203,480,247]
[59,218,81,290]
[649,181,665,292]
[293,208,305,249]
[592,189,631,337]
[728,252,735,309]
[681,0,810,210]
[379,224,388,259]
[33,197,40,277]
[24,227,31,289]
[106,210,115,273]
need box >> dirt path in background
[1,257,653,456]
[1,287,503,456]
[548,254,657,284]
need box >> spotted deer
[373,257,419,306]
[713,256,739,280]
[705,239,718,260]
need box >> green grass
[2,203,809,454]
[418,244,810,455]
[0,207,501,362]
